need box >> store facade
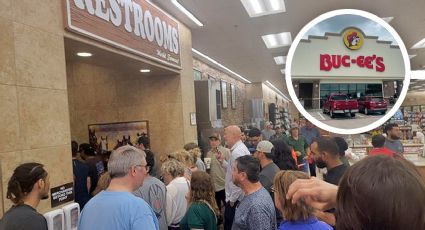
[291,27,404,109]
[0,0,196,215]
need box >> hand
[216,151,224,164]
[286,177,338,211]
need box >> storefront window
[319,83,383,107]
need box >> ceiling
[410,79,425,93]
[154,0,425,94]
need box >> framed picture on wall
[221,80,228,109]
[88,121,149,153]
[231,84,236,109]
[190,112,197,126]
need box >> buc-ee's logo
[343,28,364,50]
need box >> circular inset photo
[286,9,410,134]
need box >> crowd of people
[0,121,425,230]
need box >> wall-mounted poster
[231,84,236,109]
[221,80,228,109]
[88,121,149,152]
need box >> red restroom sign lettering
[320,54,385,72]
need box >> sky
[302,14,397,45]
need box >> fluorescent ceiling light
[192,48,251,83]
[411,70,425,79]
[265,80,291,101]
[77,52,92,57]
[409,54,417,59]
[381,17,394,23]
[262,32,292,49]
[140,69,151,73]
[241,0,286,17]
[274,56,287,65]
[280,69,285,74]
[411,38,425,49]
[171,0,203,27]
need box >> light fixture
[140,69,151,73]
[280,69,285,74]
[381,17,394,23]
[411,70,425,79]
[411,38,425,49]
[192,48,251,83]
[274,56,287,65]
[265,80,291,101]
[262,32,292,49]
[77,52,92,57]
[171,0,204,27]
[240,0,286,18]
[409,54,417,59]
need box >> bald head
[224,125,242,148]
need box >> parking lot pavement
[306,109,385,129]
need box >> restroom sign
[64,0,181,69]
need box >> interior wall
[402,91,425,106]
[67,61,188,157]
[193,59,247,127]
[0,0,73,216]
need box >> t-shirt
[300,127,320,145]
[196,158,206,172]
[0,204,48,230]
[180,202,217,230]
[133,176,167,230]
[85,156,105,195]
[324,164,349,186]
[286,136,308,162]
[232,187,276,230]
[72,159,90,209]
[369,147,395,157]
[206,146,230,192]
[166,177,190,226]
[259,162,280,193]
[262,129,276,141]
[278,216,333,230]
[78,191,159,230]
[384,139,404,155]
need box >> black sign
[50,182,74,208]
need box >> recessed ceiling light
[140,69,151,73]
[411,38,425,49]
[241,0,286,17]
[274,56,287,65]
[171,0,203,26]
[77,52,92,57]
[262,32,292,49]
[381,17,394,23]
[411,70,425,79]
[280,69,285,74]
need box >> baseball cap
[256,141,274,153]
[209,133,221,140]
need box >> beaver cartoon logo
[343,28,364,50]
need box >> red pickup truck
[322,93,359,118]
[358,96,387,115]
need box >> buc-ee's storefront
[0,0,196,215]
[291,27,404,109]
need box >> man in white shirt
[218,125,250,230]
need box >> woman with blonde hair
[184,142,206,172]
[168,150,197,179]
[161,159,190,229]
[180,171,219,230]
[273,170,332,230]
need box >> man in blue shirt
[79,145,159,230]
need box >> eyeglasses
[134,164,148,170]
